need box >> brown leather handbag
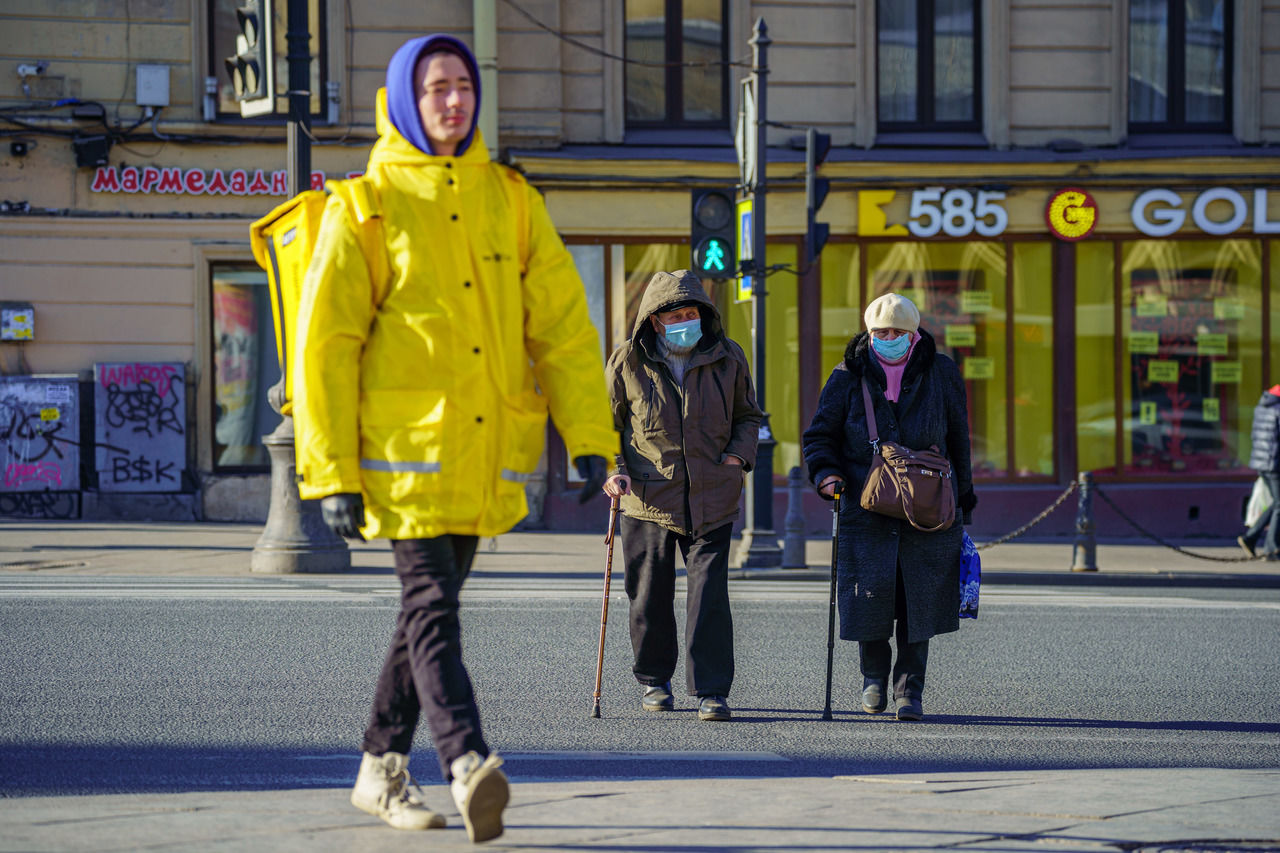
[858,379,956,532]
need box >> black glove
[959,490,977,526]
[320,493,366,540]
[574,455,608,505]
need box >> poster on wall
[1128,269,1235,472]
[94,362,186,492]
[0,376,81,519]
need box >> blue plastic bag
[959,532,980,619]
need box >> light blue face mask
[662,318,702,348]
[871,333,911,361]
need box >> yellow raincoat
[292,89,618,539]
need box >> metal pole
[285,0,311,195]
[252,0,348,573]
[782,466,807,568]
[736,18,782,569]
[1071,470,1098,572]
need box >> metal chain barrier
[973,480,1077,552]
[1091,482,1271,563]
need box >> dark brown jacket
[605,271,762,537]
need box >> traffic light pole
[253,0,349,573]
[735,18,783,569]
[285,0,311,195]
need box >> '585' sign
[858,188,1008,238]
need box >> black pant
[361,535,487,781]
[858,563,929,700]
[1243,473,1280,557]
[621,515,734,697]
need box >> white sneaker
[450,751,509,843]
[350,751,446,830]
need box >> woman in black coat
[802,293,976,721]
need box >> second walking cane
[590,494,621,718]
[822,484,843,721]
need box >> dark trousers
[1243,473,1280,557]
[621,515,734,697]
[361,535,487,781]
[858,563,929,700]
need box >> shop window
[211,267,282,470]
[1129,0,1231,131]
[877,0,980,132]
[1078,240,1263,476]
[1075,243,1118,475]
[625,0,728,128]
[208,0,326,120]
[723,245,800,477]
[864,241,1011,478]
[1121,240,1260,475]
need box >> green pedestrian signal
[695,236,729,273]
[690,188,735,279]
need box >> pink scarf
[875,333,918,402]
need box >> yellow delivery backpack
[248,178,386,416]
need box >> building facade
[1,0,1278,539]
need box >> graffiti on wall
[94,362,186,492]
[0,377,81,497]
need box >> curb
[729,568,1280,588]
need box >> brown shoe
[1238,535,1257,557]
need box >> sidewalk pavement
[4,768,1279,852]
[3,519,1279,852]
[2,518,1279,586]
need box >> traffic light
[690,188,735,279]
[805,127,831,267]
[223,0,275,117]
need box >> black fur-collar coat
[801,329,975,644]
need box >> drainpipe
[473,0,499,158]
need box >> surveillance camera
[16,61,48,77]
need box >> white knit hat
[864,292,920,333]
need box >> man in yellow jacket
[292,34,617,843]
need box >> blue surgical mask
[662,318,702,348]
[871,333,911,361]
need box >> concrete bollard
[782,466,808,569]
[1071,470,1098,572]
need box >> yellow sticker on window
[1211,361,1242,384]
[1196,333,1228,356]
[1213,299,1245,321]
[1128,331,1160,354]
[39,407,60,422]
[960,291,993,313]
[945,324,977,348]
[1139,401,1158,425]
[963,357,995,380]
[1202,397,1220,422]
[1148,360,1179,383]
[1135,295,1168,318]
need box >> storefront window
[819,243,862,383]
[723,245,800,476]
[1271,243,1280,387]
[211,267,281,470]
[1012,243,1055,476]
[1119,239,1261,475]
[1076,243,1118,474]
[865,241,1009,477]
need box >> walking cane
[590,494,621,718]
[822,484,843,721]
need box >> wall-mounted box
[1,302,34,341]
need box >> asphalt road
[2,576,1279,797]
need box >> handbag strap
[860,379,881,450]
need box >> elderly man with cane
[292,34,617,842]
[602,270,761,722]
